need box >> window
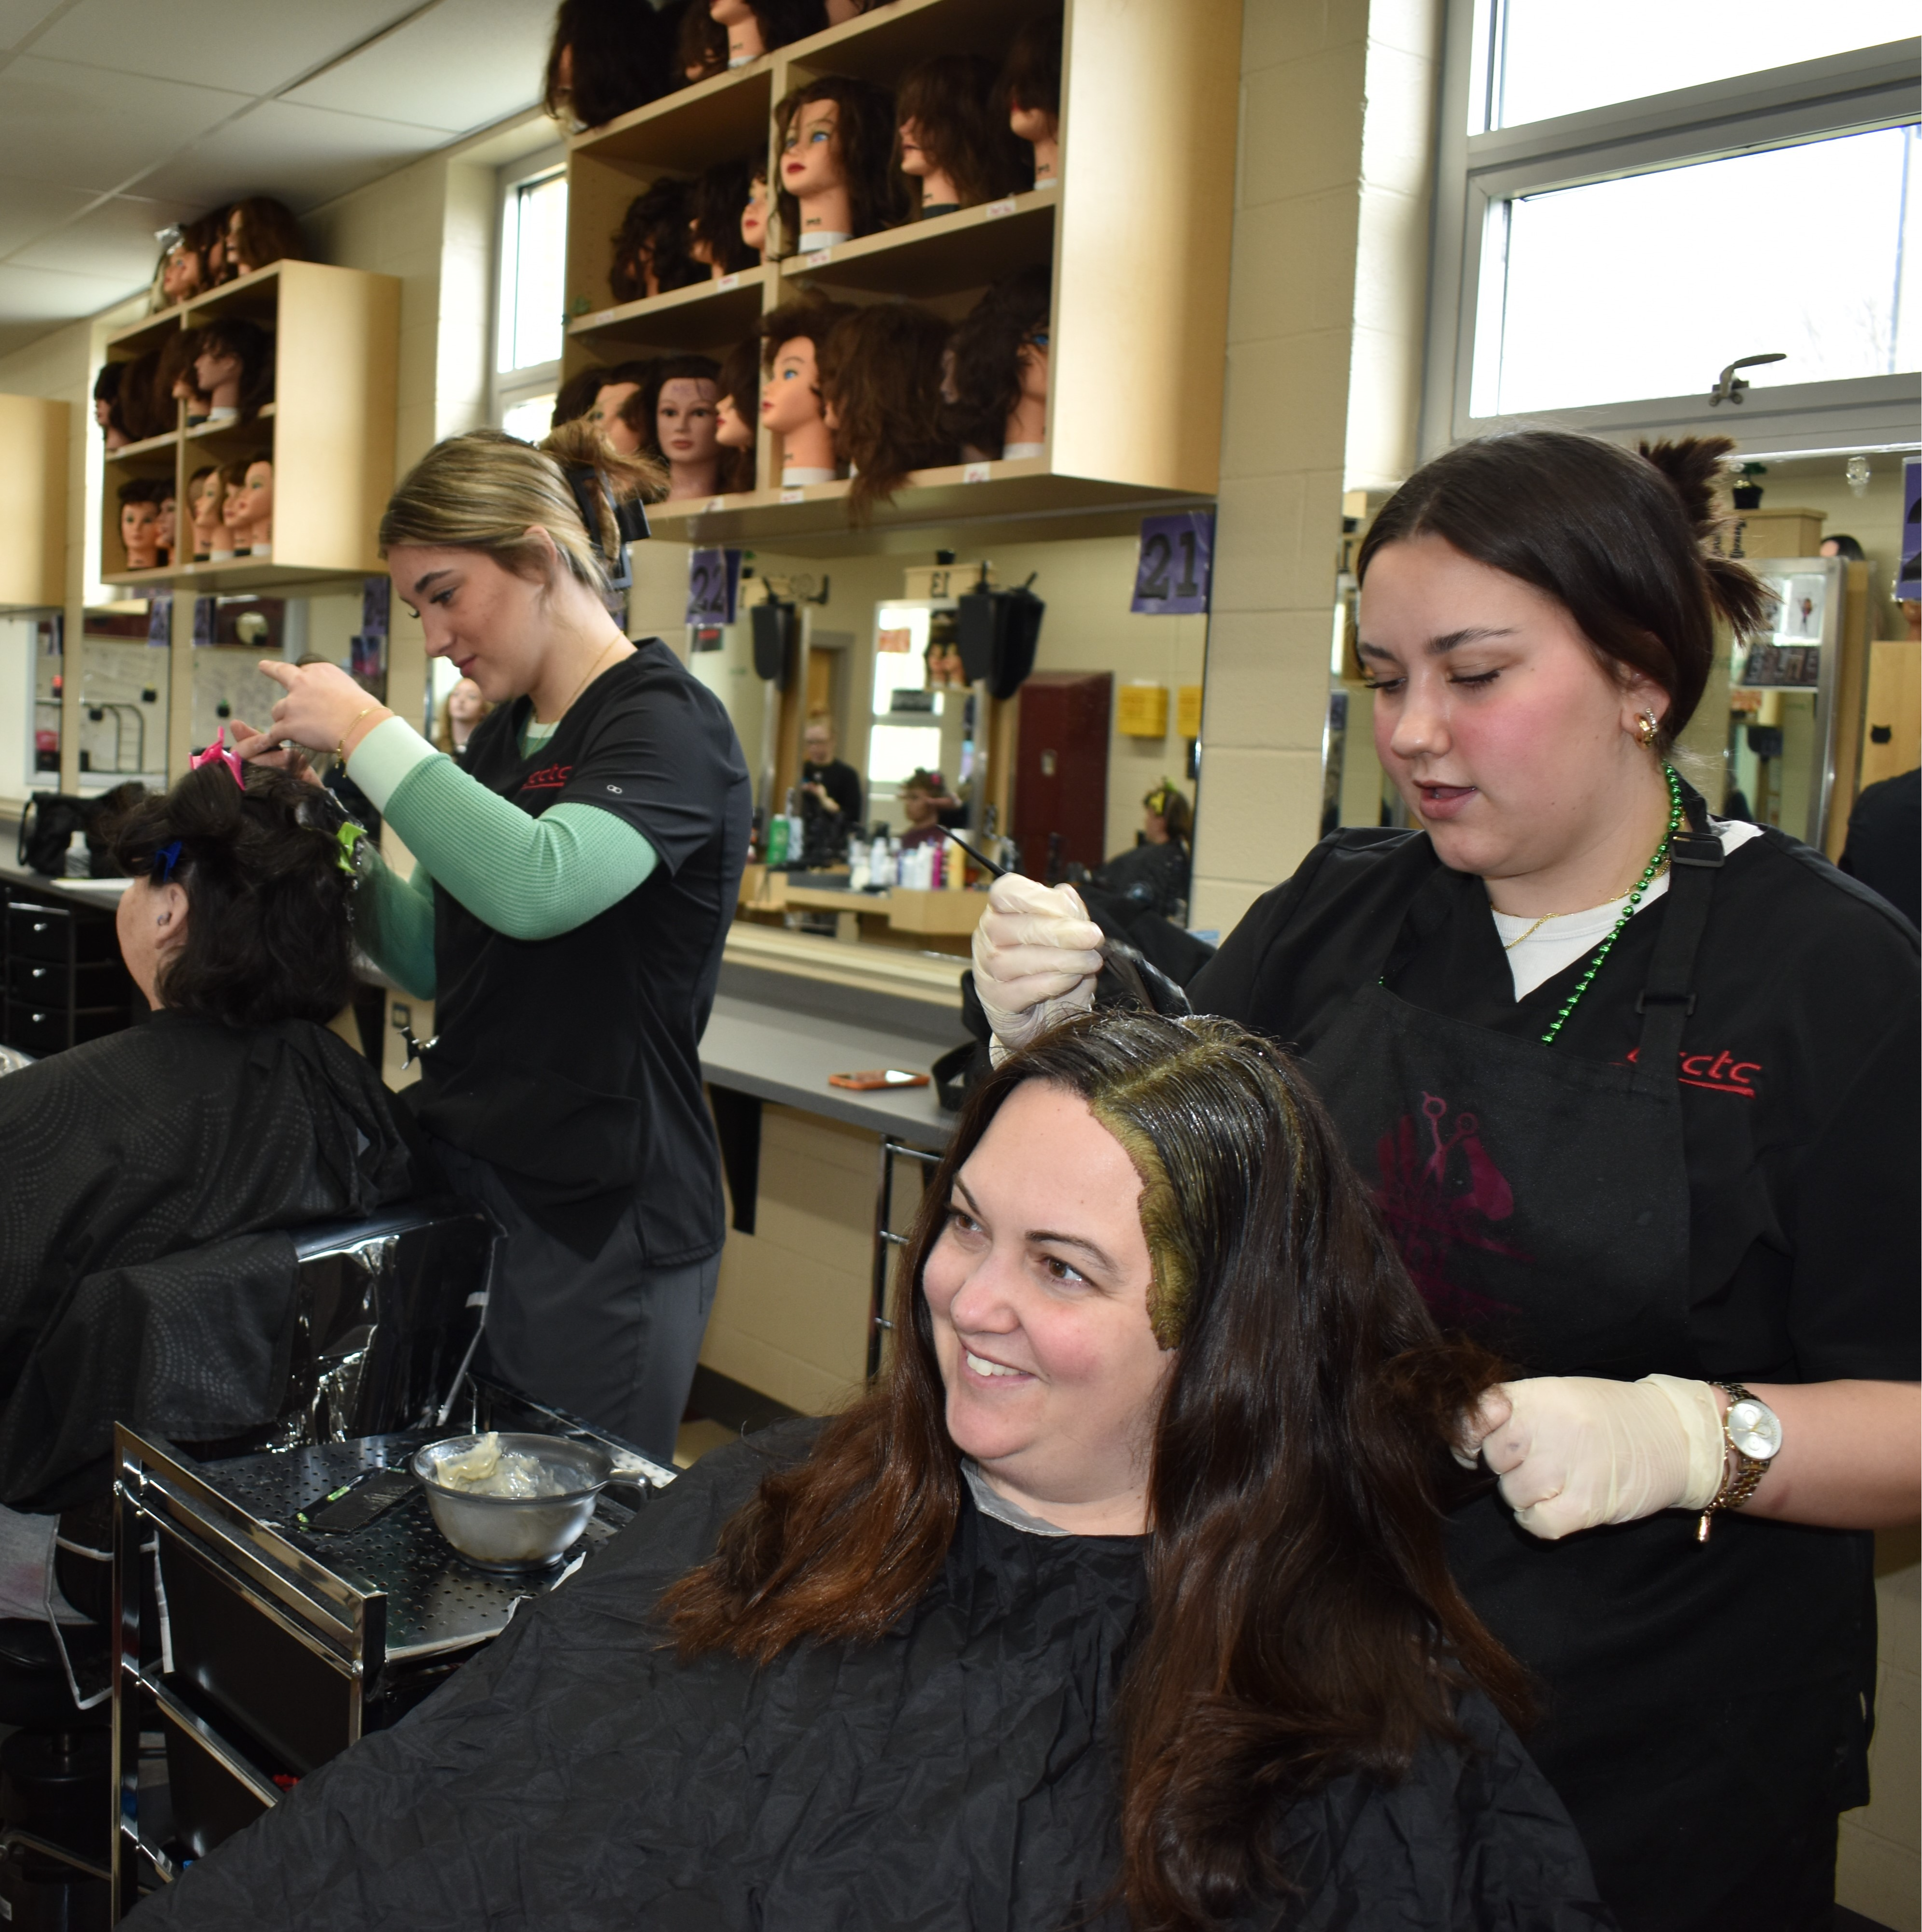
[492,154,568,436]
[1424,6,1921,456]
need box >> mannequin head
[93,363,130,450]
[690,154,761,275]
[216,460,252,553]
[202,206,235,286]
[817,303,954,519]
[944,262,1051,459]
[708,0,826,66]
[896,55,1029,213]
[117,481,162,570]
[242,454,274,550]
[609,177,702,303]
[543,0,675,129]
[158,236,201,306]
[646,355,723,499]
[157,330,204,428]
[114,349,166,444]
[738,163,770,258]
[677,0,728,82]
[999,14,1063,183]
[187,466,220,556]
[760,298,854,476]
[774,75,906,250]
[193,317,274,419]
[590,359,658,455]
[225,199,303,280]
[156,488,177,564]
[550,366,604,430]
[713,336,759,493]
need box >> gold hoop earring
[1634,710,1660,750]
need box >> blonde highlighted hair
[377,421,666,597]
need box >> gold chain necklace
[540,634,626,726]
[1494,850,1675,952]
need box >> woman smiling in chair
[134,1011,1605,1931]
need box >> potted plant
[1732,461,1767,510]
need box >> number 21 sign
[1130,511,1213,615]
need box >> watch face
[1728,1397,1783,1461]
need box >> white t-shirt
[1491,819,1764,999]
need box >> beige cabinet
[0,396,68,611]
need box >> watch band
[1696,1381,1768,1543]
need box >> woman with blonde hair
[431,676,490,756]
[232,423,752,1461]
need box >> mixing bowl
[412,1433,612,1573]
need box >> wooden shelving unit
[0,396,66,610]
[562,0,1238,545]
[98,262,399,594]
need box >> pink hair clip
[190,725,246,790]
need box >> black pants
[428,1137,720,1466]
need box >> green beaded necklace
[1536,763,1683,1046]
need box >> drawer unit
[0,883,138,1057]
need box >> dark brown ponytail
[1358,430,1772,749]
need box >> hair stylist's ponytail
[378,425,664,597]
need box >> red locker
[1013,672,1111,874]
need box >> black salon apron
[1301,809,1873,1932]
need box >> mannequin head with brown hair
[609,177,702,303]
[93,363,128,450]
[774,75,907,252]
[590,358,658,456]
[944,262,1051,459]
[739,161,770,258]
[113,349,166,444]
[117,479,163,570]
[689,155,761,275]
[707,0,826,66]
[194,318,274,421]
[817,303,954,520]
[157,210,223,307]
[214,459,254,555]
[676,0,728,81]
[157,331,205,428]
[225,198,304,279]
[641,354,723,499]
[895,55,1029,214]
[713,337,759,493]
[551,366,606,430]
[998,12,1063,184]
[187,465,221,558]
[543,0,676,129]
[759,298,855,480]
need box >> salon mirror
[74,608,168,795]
[0,609,63,802]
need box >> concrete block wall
[1192,0,1441,937]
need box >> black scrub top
[413,641,751,1262]
[1191,819,1919,1932]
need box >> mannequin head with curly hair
[943,263,1050,459]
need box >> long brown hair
[816,303,954,520]
[1358,431,1772,751]
[772,75,908,249]
[665,1010,1528,1930]
[894,54,1030,209]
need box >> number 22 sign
[1130,511,1213,615]
[685,548,742,627]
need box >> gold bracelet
[335,705,378,762]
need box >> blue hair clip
[152,838,182,883]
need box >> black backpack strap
[1630,783,1722,1097]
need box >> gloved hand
[970,873,1105,1057]
[1457,1375,1725,1541]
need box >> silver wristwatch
[1696,1382,1782,1542]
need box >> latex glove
[1459,1375,1725,1541]
[970,872,1105,1057]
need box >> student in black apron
[969,430,1920,1930]
[237,425,751,1464]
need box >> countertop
[699,993,956,1147]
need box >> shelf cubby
[569,267,770,356]
[97,262,399,593]
[777,187,1055,301]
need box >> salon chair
[0,1197,498,1928]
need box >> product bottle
[65,828,88,878]
[766,812,790,867]
[848,837,869,891]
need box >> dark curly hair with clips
[1357,431,1774,753]
[942,262,1050,458]
[102,765,363,1028]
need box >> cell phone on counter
[297,1465,417,1534]
[828,1069,930,1091]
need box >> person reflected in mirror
[434,677,492,760]
[1094,781,1192,924]
[797,712,861,862]
[895,767,954,849]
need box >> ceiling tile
[137,98,451,214]
[0,57,249,192]
[0,176,97,258]
[0,0,69,53]
[283,0,545,135]
[26,0,424,95]
[9,191,204,284]
[0,258,151,321]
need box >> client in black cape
[131,1012,1610,1931]
[0,759,417,1512]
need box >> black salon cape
[0,1012,416,1508]
[130,1423,1610,1931]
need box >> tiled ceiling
[0,0,553,356]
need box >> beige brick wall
[1840,1533,1922,1929]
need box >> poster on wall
[1900,458,1920,599]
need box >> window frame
[490,145,569,433]
[1420,20,1922,460]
